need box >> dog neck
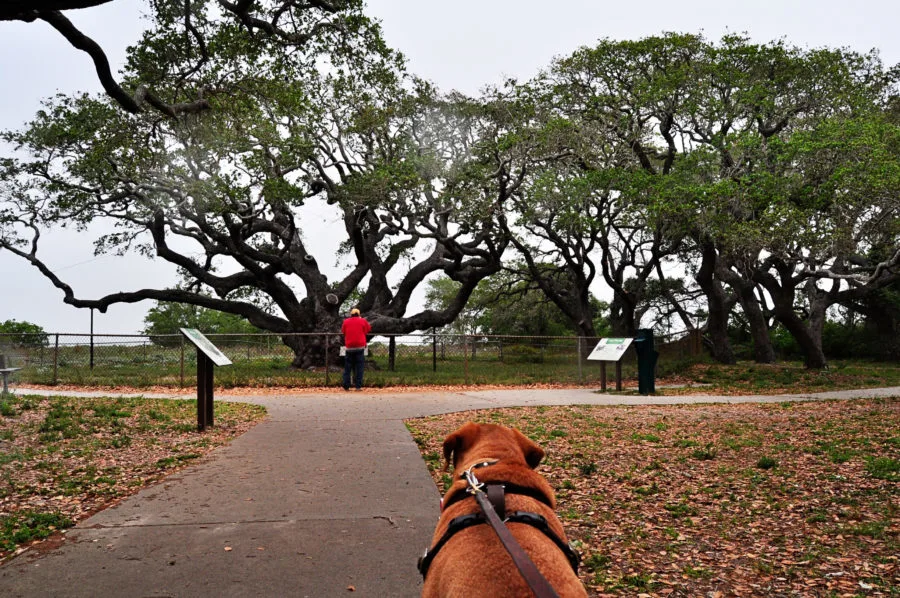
[442,460,556,512]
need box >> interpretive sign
[180,328,232,366]
[586,337,634,362]
[180,328,232,431]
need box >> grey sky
[2,0,898,334]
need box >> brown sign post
[180,328,232,431]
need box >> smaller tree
[142,301,263,346]
[0,319,49,347]
[425,272,609,339]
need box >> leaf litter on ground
[0,394,265,560]
[406,397,900,597]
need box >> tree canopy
[0,319,49,347]
[2,1,367,119]
[1,22,898,369]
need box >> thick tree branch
[1,0,114,20]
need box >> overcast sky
[2,0,898,334]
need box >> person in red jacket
[341,307,371,390]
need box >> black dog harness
[417,462,580,583]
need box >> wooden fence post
[600,361,607,391]
[615,360,622,391]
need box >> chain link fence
[0,330,703,389]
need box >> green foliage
[425,271,607,338]
[142,301,263,346]
[0,511,73,553]
[0,320,48,348]
[756,456,778,470]
[691,444,718,461]
[865,457,900,481]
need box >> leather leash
[465,465,561,598]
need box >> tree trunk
[741,287,776,364]
[695,243,735,364]
[718,260,776,364]
[280,313,344,369]
[858,287,900,359]
[766,286,828,369]
[774,308,828,369]
[282,332,339,369]
[609,291,638,337]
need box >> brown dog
[420,422,587,598]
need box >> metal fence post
[325,334,330,386]
[53,334,59,385]
[180,335,185,388]
[389,335,396,371]
[89,308,95,370]
[464,335,469,384]
[577,337,583,383]
[432,328,437,373]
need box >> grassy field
[406,398,900,597]
[0,394,265,560]
[6,334,900,392]
[6,337,603,388]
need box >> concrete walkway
[1,386,898,597]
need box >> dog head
[442,422,545,472]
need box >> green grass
[9,338,900,391]
[865,456,900,481]
[155,453,201,469]
[756,456,778,470]
[691,443,718,460]
[0,511,73,553]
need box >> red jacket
[341,315,371,349]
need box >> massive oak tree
[0,6,515,367]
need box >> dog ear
[513,428,545,468]
[442,422,480,471]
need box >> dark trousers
[343,348,365,389]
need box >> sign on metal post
[586,337,633,362]
[180,328,232,431]
[587,338,634,391]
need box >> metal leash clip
[463,467,483,494]
[462,460,497,494]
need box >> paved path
[1,386,898,597]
